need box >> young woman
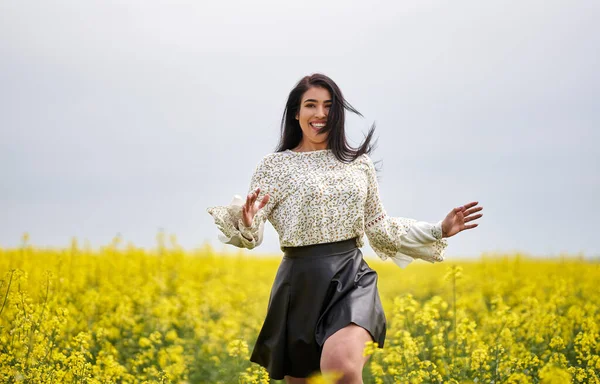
[207,73,483,383]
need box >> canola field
[1,234,599,383]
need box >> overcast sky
[1,0,598,259]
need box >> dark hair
[275,73,378,163]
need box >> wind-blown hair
[275,73,378,163]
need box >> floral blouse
[206,149,448,268]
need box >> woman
[207,73,483,383]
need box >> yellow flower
[226,339,249,359]
[1,242,598,383]
[138,337,152,348]
[539,364,572,384]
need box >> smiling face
[294,86,332,151]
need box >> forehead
[301,86,331,103]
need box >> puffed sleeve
[363,155,448,268]
[206,155,278,249]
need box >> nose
[315,105,326,118]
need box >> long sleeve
[363,155,448,268]
[206,155,279,249]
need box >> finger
[463,201,479,209]
[463,206,483,216]
[464,223,479,230]
[248,189,263,212]
[464,213,483,223]
[258,194,270,209]
[249,189,259,203]
[246,192,256,212]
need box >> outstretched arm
[207,155,278,249]
[362,154,449,268]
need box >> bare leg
[320,323,373,384]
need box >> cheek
[299,110,311,124]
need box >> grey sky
[1,0,598,258]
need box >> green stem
[452,271,457,367]
[0,270,15,317]
[494,345,499,382]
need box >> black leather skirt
[249,238,386,380]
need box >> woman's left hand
[441,201,483,238]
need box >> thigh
[321,323,373,369]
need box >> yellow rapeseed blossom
[307,371,343,384]
[539,364,572,383]
[0,237,598,383]
[227,339,249,359]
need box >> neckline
[286,148,332,154]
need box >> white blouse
[206,149,447,268]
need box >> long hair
[275,73,378,163]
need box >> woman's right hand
[241,187,270,228]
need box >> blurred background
[1,0,598,258]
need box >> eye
[305,104,315,108]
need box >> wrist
[240,215,252,229]
[435,220,445,239]
[237,218,255,241]
[238,216,253,229]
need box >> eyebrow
[303,99,333,104]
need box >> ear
[295,113,299,120]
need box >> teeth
[311,123,325,128]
